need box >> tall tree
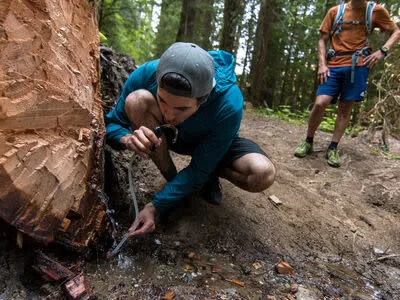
[176,0,201,43]
[238,0,259,91]
[248,0,275,107]
[154,0,182,57]
[220,0,245,55]
[198,0,216,50]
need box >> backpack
[330,1,376,43]
[326,1,376,83]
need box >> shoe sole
[294,150,313,158]
[327,161,340,167]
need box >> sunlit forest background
[98,0,400,138]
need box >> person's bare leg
[218,153,275,192]
[331,100,354,143]
[306,95,333,138]
[125,89,177,181]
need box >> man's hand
[127,203,157,237]
[120,126,161,159]
[317,64,330,85]
[363,50,385,68]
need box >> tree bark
[220,0,245,55]
[0,0,107,248]
[176,0,201,42]
[249,0,274,107]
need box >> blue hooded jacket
[105,50,243,213]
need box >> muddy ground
[1,111,400,299]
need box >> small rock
[373,247,385,255]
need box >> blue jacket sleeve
[152,86,243,213]
[105,64,153,148]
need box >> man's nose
[164,107,175,121]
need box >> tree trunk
[198,0,215,50]
[249,0,274,107]
[0,0,108,249]
[220,0,245,55]
[154,0,182,57]
[176,0,201,42]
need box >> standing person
[105,42,276,236]
[294,0,400,167]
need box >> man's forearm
[317,38,327,67]
[383,27,400,51]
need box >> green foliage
[251,105,353,135]
[96,0,399,137]
[98,0,158,63]
[252,105,309,124]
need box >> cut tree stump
[0,0,108,249]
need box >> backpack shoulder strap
[365,1,376,34]
[331,3,346,36]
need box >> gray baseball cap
[156,42,215,98]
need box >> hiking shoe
[200,177,222,205]
[294,141,313,158]
[326,148,340,167]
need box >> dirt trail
[86,112,400,299]
[1,112,399,299]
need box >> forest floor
[1,111,400,299]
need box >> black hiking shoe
[200,177,223,205]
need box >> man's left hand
[363,50,385,68]
[127,203,157,237]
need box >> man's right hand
[120,126,161,159]
[127,203,157,237]
[317,64,330,85]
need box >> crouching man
[105,42,276,236]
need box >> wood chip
[252,261,265,269]
[268,195,282,206]
[275,261,293,275]
[225,278,245,287]
[161,290,175,300]
[59,218,71,232]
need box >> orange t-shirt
[319,2,396,67]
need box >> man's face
[157,87,199,126]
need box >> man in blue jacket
[105,42,276,236]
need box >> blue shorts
[316,66,369,104]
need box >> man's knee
[248,158,276,192]
[125,89,156,116]
[314,95,331,110]
[125,89,157,122]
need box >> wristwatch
[380,46,389,57]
